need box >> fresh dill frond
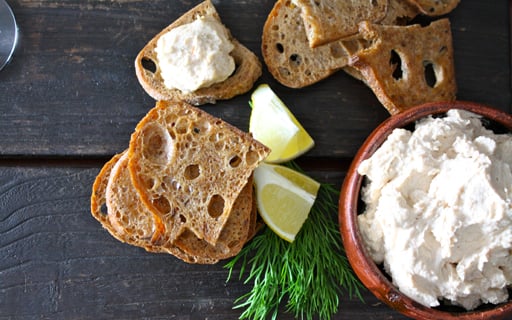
[225,162,364,320]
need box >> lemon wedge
[253,163,320,242]
[249,84,315,163]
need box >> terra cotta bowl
[339,101,512,320]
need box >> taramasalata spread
[358,109,512,310]
[155,16,235,93]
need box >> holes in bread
[229,155,242,168]
[100,203,108,216]
[276,43,284,54]
[245,150,260,166]
[141,57,157,73]
[207,194,225,218]
[141,124,173,164]
[423,61,437,88]
[184,164,201,180]
[289,54,302,67]
[390,50,403,80]
[152,196,171,214]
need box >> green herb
[225,162,364,320]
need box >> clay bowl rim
[339,101,512,320]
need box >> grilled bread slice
[348,19,457,115]
[128,100,270,246]
[135,0,261,105]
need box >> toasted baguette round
[128,100,270,246]
[134,0,261,105]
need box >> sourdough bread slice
[293,0,388,48]
[135,0,261,105]
[104,152,219,264]
[173,176,254,261]
[348,19,457,115]
[262,0,367,88]
[128,100,270,246]
[91,152,127,244]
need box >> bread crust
[134,0,261,105]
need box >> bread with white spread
[134,0,262,105]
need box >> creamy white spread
[155,16,235,93]
[358,109,512,310]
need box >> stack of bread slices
[91,101,270,264]
[262,0,460,115]
[91,1,270,264]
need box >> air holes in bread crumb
[184,164,200,180]
[141,57,157,73]
[276,43,284,53]
[245,150,259,166]
[141,124,173,164]
[390,50,403,80]
[153,196,171,214]
[423,61,437,88]
[290,54,301,66]
[229,155,242,168]
[208,195,225,218]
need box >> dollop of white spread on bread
[358,109,512,310]
[155,17,235,93]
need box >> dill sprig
[225,162,364,320]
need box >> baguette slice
[293,0,388,48]
[135,0,262,105]
[349,19,457,115]
[262,0,367,88]
[128,100,270,246]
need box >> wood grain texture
[0,0,509,158]
[0,166,408,319]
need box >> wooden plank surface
[0,0,511,319]
[0,166,407,319]
[0,0,509,158]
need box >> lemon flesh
[254,163,320,242]
[249,84,314,163]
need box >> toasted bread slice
[262,0,368,88]
[134,0,262,105]
[128,100,270,246]
[103,152,217,263]
[173,176,254,261]
[405,0,460,16]
[348,19,457,115]
[91,152,127,243]
[293,0,389,48]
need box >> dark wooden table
[0,0,510,319]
